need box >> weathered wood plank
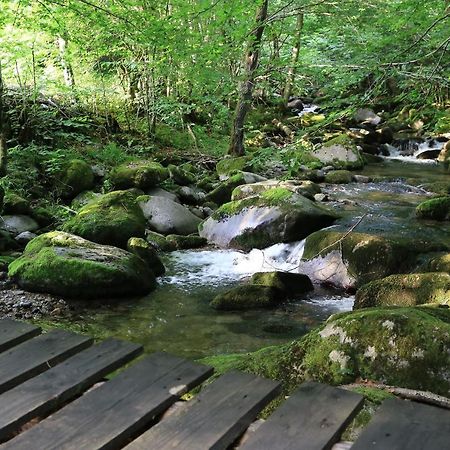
[0,338,142,441]
[126,370,281,450]
[3,352,213,450]
[0,329,92,394]
[351,397,450,450]
[240,381,364,450]
[0,318,41,353]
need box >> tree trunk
[228,0,269,156]
[283,12,304,108]
[0,63,7,177]
[57,35,76,89]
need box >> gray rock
[312,135,364,170]
[15,231,37,245]
[139,196,202,235]
[178,186,206,204]
[146,187,180,203]
[0,215,39,236]
[354,108,381,125]
[352,175,371,183]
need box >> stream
[37,159,449,359]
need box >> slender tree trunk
[57,35,76,89]
[283,12,304,107]
[0,63,7,177]
[228,0,269,156]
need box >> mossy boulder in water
[312,135,364,170]
[416,196,450,221]
[302,230,412,288]
[109,161,169,190]
[200,188,338,251]
[355,273,450,308]
[210,285,285,310]
[232,180,321,202]
[324,170,353,184]
[8,231,156,299]
[63,190,146,248]
[145,230,176,252]
[203,307,450,396]
[251,271,313,297]
[127,237,165,276]
[165,234,207,250]
[58,159,95,199]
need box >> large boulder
[354,108,381,126]
[216,156,251,180]
[63,190,146,248]
[302,230,412,288]
[251,271,313,297]
[416,196,450,221]
[312,135,364,170]
[232,180,321,202]
[0,215,39,237]
[205,172,259,206]
[2,193,31,215]
[355,273,450,308]
[203,307,450,396]
[109,161,169,190]
[138,196,202,235]
[58,159,95,198]
[8,231,156,299]
[199,188,338,251]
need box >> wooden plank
[0,338,142,441]
[351,397,450,450]
[240,381,364,450]
[0,318,41,353]
[126,370,282,450]
[0,329,92,394]
[3,352,213,450]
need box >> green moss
[168,164,195,186]
[216,157,251,177]
[416,196,450,221]
[324,170,353,184]
[146,230,175,252]
[62,190,146,248]
[355,273,450,308]
[109,161,169,190]
[9,231,156,299]
[59,159,95,198]
[251,271,313,296]
[420,182,450,196]
[260,187,293,203]
[165,234,207,250]
[205,173,247,205]
[0,255,17,271]
[427,254,450,273]
[127,237,165,276]
[3,193,30,215]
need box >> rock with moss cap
[127,237,165,276]
[210,285,285,310]
[232,180,321,202]
[200,188,338,251]
[251,271,313,297]
[202,306,450,396]
[302,230,413,288]
[205,173,249,206]
[109,161,169,190]
[63,190,146,248]
[168,164,195,186]
[416,196,450,221]
[166,234,207,250]
[3,193,31,215]
[145,230,176,252]
[426,253,450,273]
[355,273,450,308]
[8,231,156,299]
[58,159,95,199]
[216,156,251,180]
[324,170,353,184]
[312,135,364,170]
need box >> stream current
[40,159,450,359]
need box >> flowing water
[39,159,449,359]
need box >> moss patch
[109,161,169,190]
[416,196,450,221]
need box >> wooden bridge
[0,318,448,449]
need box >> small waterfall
[384,138,444,163]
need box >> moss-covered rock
[205,173,248,206]
[312,135,364,170]
[3,193,31,215]
[202,307,450,396]
[127,237,165,276]
[109,161,169,190]
[71,191,101,211]
[0,255,17,271]
[63,190,146,248]
[324,170,353,184]
[8,231,156,299]
[355,273,450,308]
[210,285,285,310]
[416,196,450,221]
[251,271,313,297]
[165,234,207,250]
[426,253,450,273]
[216,156,251,179]
[58,159,95,199]
[232,180,321,202]
[200,188,338,251]
[146,230,176,252]
[302,230,413,288]
[168,164,195,186]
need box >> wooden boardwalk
[0,318,449,449]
